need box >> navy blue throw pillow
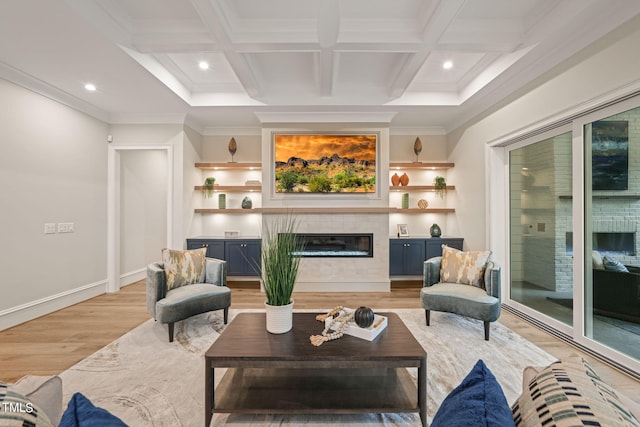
[432,359,514,427]
[59,392,128,427]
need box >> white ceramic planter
[264,300,294,334]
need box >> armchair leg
[168,322,175,343]
[223,307,229,324]
[484,321,490,341]
[425,310,431,326]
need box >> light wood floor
[1,280,638,406]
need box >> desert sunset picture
[274,134,377,193]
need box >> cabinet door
[389,239,426,275]
[389,240,406,275]
[186,239,225,259]
[426,238,464,260]
[403,240,426,275]
[225,240,261,276]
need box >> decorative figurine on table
[310,306,375,347]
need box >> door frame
[107,144,174,293]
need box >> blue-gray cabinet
[389,237,463,276]
[186,238,261,277]
[185,238,225,259]
[390,239,426,275]
[225,240,261,276]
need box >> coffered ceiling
[1,0,639,133]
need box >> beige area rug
[59,309,556,426]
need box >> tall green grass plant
[260,215,304,306]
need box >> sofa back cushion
[440,245,491,288]
[162,248,207,291]
[512,354,640,427]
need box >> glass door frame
[573,97,640,374]
[489,96,640,375]
[500,125,574,338]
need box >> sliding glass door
[509,131,573,326]
[583,106,640,361]
[505,98,640,374]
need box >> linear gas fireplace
[292,233,373,257]
[566,232,636,256]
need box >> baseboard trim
[0,280,106,331]
[120,268,145,287]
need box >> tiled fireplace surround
[264,213,390,292]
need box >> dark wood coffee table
[204,312,427,427]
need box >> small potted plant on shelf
[259,215,304,334]
[434,176,446,199]
[202,177,216,198]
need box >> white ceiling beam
[388,0,466,98]
[318,49,335,96]
[316,0,340,97]
[190,0,262,99]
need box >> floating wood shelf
[196,207,454,214]
[195,185,261,192]
[196,162,262,170]
[389,162,454,170]
[389,185,455,191]
[196,209,261,214]
[391,208,455,213]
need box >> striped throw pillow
[512,355,640,427]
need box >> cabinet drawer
[186,239,225,259]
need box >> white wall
[183,126,203,241]
[109,124,184,249]
[119,149,167,280]
[449,15,640,262]
[388,133,453,238]
[199,134,262,237]
[0,78,109,329]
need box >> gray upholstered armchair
[146,257,231,342]
[421,256,501,340]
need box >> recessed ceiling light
[443,61,453,70]
[84,83,97,92]
[198,61,209,70]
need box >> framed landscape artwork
[273,133,378,193]
[592,120,628,190]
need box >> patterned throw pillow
[603,255,629,272]
[162,247,207,291]
[0,382,54,427]
[440,245,491,287]
[512,354,640,427]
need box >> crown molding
[0,61,110,123]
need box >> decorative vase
[413,137,422,162]
[399,172,409,186]
[391,173,401,186]
[228,137,237,162]
[218,193,226,209]
[265,300,294,334]
[241,196,252,209]
[354,306,375,328]
[430,223,442,238]
[402,193,409,209]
